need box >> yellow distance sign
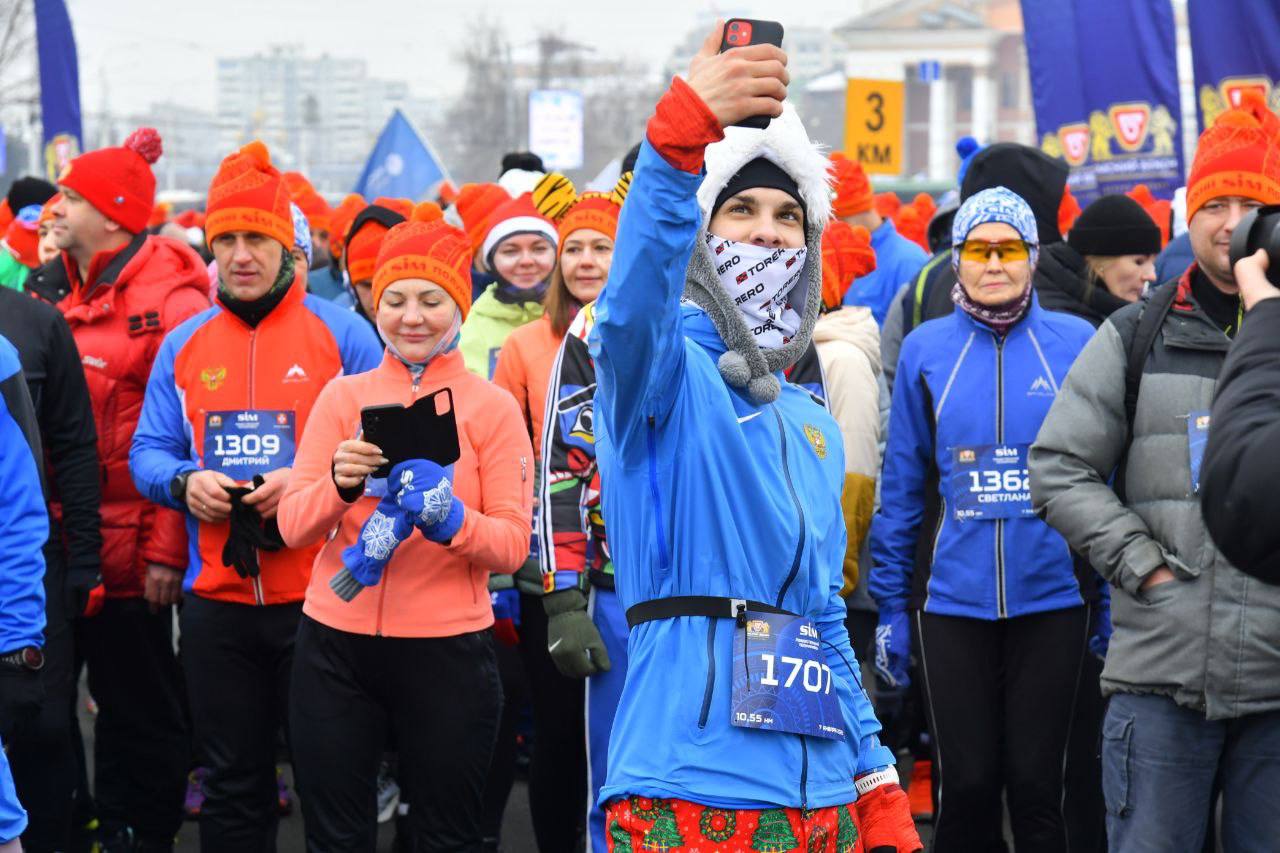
[844,79,905,175]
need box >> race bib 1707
[203,410,296,482]
[949,443,1033,521]
[730,611,845,741]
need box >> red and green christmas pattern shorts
[604,795,863,852]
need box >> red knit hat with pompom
[205,140,294,249]
[1186,91,1280,221]
[57,127,163,234]
[373,203,472,317]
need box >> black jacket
[1034,241,1130,329]
[27,257,71,306]
[0,288,101,615]
[1201,297,1280,583]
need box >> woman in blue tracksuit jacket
[589,30,919,852]
[870,187,1094,852]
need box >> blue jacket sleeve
[817,579,896,775]
[589,139,702,460]
[323,299,383,376]
[869,341,936,613]
[0,343,49,654]
[130,333,195,512]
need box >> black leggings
[181,596,299,853]
[5,620,75,853]
[918,606,1087,853]
[290,615,501,853]
[481,592,586,851]
[76,599,190,845]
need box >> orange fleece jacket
[491,313,564,456]
[277,349,534,637]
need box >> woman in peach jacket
[277,206,533,851]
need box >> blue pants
[585,587,628,853]
[1103,692,1280,853]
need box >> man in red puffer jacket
[52,127,210,852]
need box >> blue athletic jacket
[0,335,48,655]
[870,297,1093,620]
[591,140,893,811]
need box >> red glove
[854,773,922,853]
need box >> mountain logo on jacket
[283,363,309,383]
[1028,375,1055,397]
[200,366,226,391]
[804,424,827,460]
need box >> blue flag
[353,110,448,201]
[1188,0,1280,131]
[1022,0,1183,203]
[33,0,82,181]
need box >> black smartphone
[718,18,786,130]
[360,388,461,479]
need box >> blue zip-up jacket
[0,335,49,653]
[843,218,928,327]
[870,297,1093,619]
[590,140,893,811]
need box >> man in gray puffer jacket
[1030,94,1280,853]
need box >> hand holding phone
[686,18,788,131]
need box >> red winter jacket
[59,234,211,597]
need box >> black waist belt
[587,568,615,592]
[625,595,796,629]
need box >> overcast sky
[66,0,863,115]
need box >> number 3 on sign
[843,78,904,175]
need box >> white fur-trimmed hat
[696,103,833,233]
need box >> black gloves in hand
[544,589,611,679]
[64,567,104,618]
[221,476,286,579]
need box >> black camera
[1228,205,1280,286]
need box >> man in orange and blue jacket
[130,141,380,852]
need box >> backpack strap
[1123,280,1179,434]
[1116,280,1179,500]
[907,252,949,333]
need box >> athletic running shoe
[376,761,401,824]
[97,825,134,853]
[277,766,293,816]
[908,759,934,822]
[184,768,207,820]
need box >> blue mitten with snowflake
[330,492,415,602]
[390,460,465,543]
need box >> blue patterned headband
[290,202,313,266]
